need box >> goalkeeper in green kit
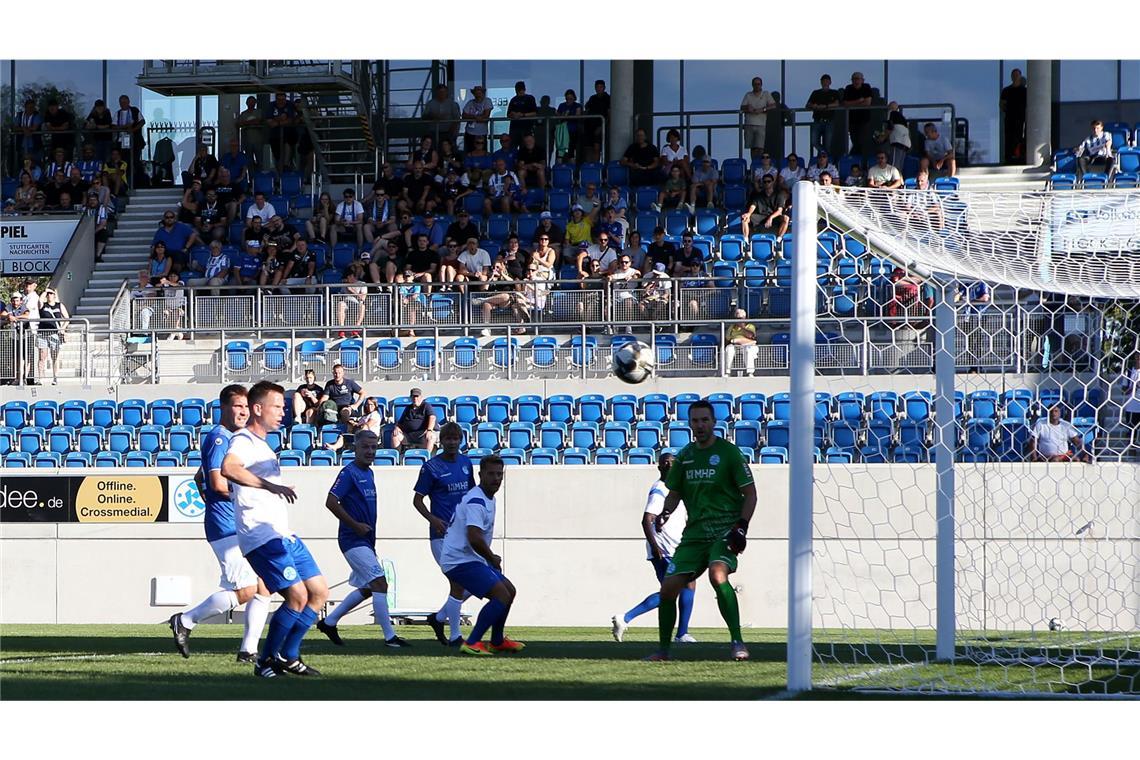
[645,400,757,662]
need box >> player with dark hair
[413,421,476,645]
[645,399,757,662]
[169,384,271,662]
[439,455,525,656]
[315,430,411,648]
[222,380,327,677]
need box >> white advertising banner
[1049,191,1140,254]
[0,219,80,275]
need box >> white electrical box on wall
[153,576,192,606]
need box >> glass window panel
[11,59,103,117]
[1059,60,1117,101]
[887,59,999,165]
[107,60,143,110]
[679,61,781,161]
[1120,60,1140,100]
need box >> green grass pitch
[1,625,1136,699]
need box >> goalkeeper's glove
[725,519,749,554]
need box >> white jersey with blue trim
[227,427,293,554]
[438,485,496,572]
[642,478,686,560]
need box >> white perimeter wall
[2,465,1137,631]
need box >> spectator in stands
[438,138,465,177]
[608,251,642,313]
[20,153,43,185]
[583,80,610,164]
[480,258,533,332]
[660,129,691,181]
[364,187,398,246]
[566,204,592,247]
[282,238,318,294]
[103,148,128,197]
[373,162,405,203]
[954,279,990,310]
[407,210,446,252]
[406,233,440,285]
[1000,69,1027,165]
[439,168,472,216]
[515,132,547,189]
[752,152,778,183]
[557,89,584,163]
[645,227,676,272]
[45,147,74,184]
[264,91,298,172]
[16,99,42,160]
[533,211,565,251]
[844,164,864,187]
[724,308,759,376]
[186,240,234,293]
[625,230,646,271]
[178,179,203,224]
[264,214,301,251]
[807,151,840,183]
[258,241,286,290]
[806,74,840,157]
[530,231,558,277]
[147,241,173,285]
[34,287,68,385]
[114,94,145,185]
[883,102,912,175]
[41,170,67,209]
[491,133,519,169]
[437,241,464,288]
[501,235,528,275]
[65,166,89,201]
[621,128,662,186]
[317,364,366,425]
[741,174,790,239]
[576,182,602,219]
[740,77,777,161]
[368,239,401,284]
[219,138,251,194]
[29,190,47,215]
[392,387,438,454]
[595,207,626,251]
[1074,119,1115,179]
[195,188,228,243]
[76,144,101,183]
[446,209,480,247]
[353,397,385,438]
[904,172,944,230]
[234,240,265,289]
[817,171,838,193]
[484,158,521,215]
[842,72,874,157]
[462,85,494,153]
[637,262,671,320]
[211,167,242,222]
[601,185,629,220]
[671,233,704,278]
[403,159,440,214]
[656,165,688,212]
[408,134,440,174]
[579,235,616,277]
[922,123,957,178]
[1029,406,1091,463]
[335,270,367,336]
[183,143,219,189]
[689,155,719,211]
[331,188,366,250]
[245,191,276,227]
[458,237,492,287]
[11,172,36,213]
[1121,354,1140,455]
[306,192,335,244]
[292,368,323,425]
[867,151,904,189]
[318,407,355,453]
[779,154,806,190]
[236,95,265,168]
[153,211,201,272]
[423,85,461,142]
[507,81,538,147]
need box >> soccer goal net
[786,182,1140,696]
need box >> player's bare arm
[466,525,501,570]
[221,453,297,502]
[642,512,663,561]
[413,492,448,536]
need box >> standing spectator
[35,288,69,385]
[219,138,251,193]
[583,80,610,163]
[422,85,461,143]
[83,101,114,162]
[766,91,794,161]
[1029,406,1091,463]
[660,129,691,180]
[923,122,958,178]
[462,85,494,153]
[806,74,840,157]
[16,99,43,159]
[507,81,538,147]
[1121,354,1140,455]
[186,240,233,293]
[245,191,276,227]
[43,100,75,157]
[236,95,265,168]
[779,154,806,190]
[1000,68,1027,165]
[807,151,840,183]
[335,270,367,336]
[841,72,874,158]
[1074,120,1114,179]
[332,188,365,250]
[621,128,662,187]
[689,154,719,211]
[885,102,912,174]
[739,77,776,161]
[292,368,323,425]
[724,308,759,376]
[114,94,146,186]
[536,94,557,155]
[741,174,789,239]
[264,91,298,171]
[83,192,110,262]
[153,211,201,272]
[556,89,584,163]
[515,133,547,190]
[391,387,438,454]
[867,151,904,189]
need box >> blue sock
[466,598,507,645]
[260,606,299,662]
[281,606,318,661]
[676,587,695,637]
[491,603,512,646]
[624,593,661,623]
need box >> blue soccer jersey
[413,453,476,538]
[329,462,378,553]
[201,425,236,542]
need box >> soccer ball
[612,341,655,384]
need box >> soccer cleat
[643,651,671,662]
[611,614,629,643]
[674,633,698,644]
[168,613,191,658]
[236,651,257,663]
[460,641,494,656]
[426,614,449,645]
[489,638,526,653]
[448,637,465,648]
[730,641,750,661]
[253,657,282,678]
[276,655,321,676]
[385,635,412,648]
[315,619,345,646]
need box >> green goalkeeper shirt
[666,437,754,541]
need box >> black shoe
[385,635,412,648]
[168,613,191,658]
[316,618,345,646]
[236,651,257,663]
[276,655,321,676]
[426,614,448,645]
[448,637,464,648]
[253,656,282,678]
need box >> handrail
[382,113,607,166]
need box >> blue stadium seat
[666,422,692,448]
[1082,173,1108,190]
[551,164,575,190]
[280,171,303,196]
[829,421,860,451]
[546,394,575,424]
[866,419,893,451]
[671,393,700,422]
[1073,416,1098,451]
[374,449,400,467]
[47,426,74,454]
[579,163,604,187]
[402,449,431,467]
[689,334,719,368]
[516,214,540,241]
[635,210,659,233]
[527,336,558,370]
[732,420,762,450]
[507,421,536,450]
[607,394,638,423]
[18,426,45,454]
[514,395,544,424]
[30,400,58,428]
[490,338,518,371]
[0,426,15,455]
[290,424,317,453]
[155,451,184,467]
[825,447,853,464]
[576,394,606,424]
[719,234,746,262]
[453,395,481,425]
[968,390,1000,420]
[486,213,512,242]
[759,446,787,464]
[605,161,629,187]
[226,341,251,373]
[722,158,747,185]
[626,447,656,465]
[995,418,1029,462]
[965,418,997,451]
[549,189,572,215]
[561,447,592,465]
[735,393,767,422]
[5,452,32,467]
[56,399,87,428]
[594,447,624,465]
[34,451,62,468]
[1001,389,1033,420]
[654,335,677,368]
[332,243,357,270]
[448,337,481,370]
[76,425,104,454]
[664,210,689,236]
[137,425,165,454]
[568,336,597,370]
[570,421,600,449]
[1049,173,1076,190]
[296,339,326,368]
[769,392,792,422]
[465,447,494,468]
[902,391,933,424]
[339,450,356,466]
[528,447,559,465]
[148,398,177,428]
[178,398,207,428]
[602,421,631,449]
[498,448,526,466]
[253,170,276,194]
[1116,148,1140,175]
[634,421,664,449]
[475,422,504,450]
[483,395,513,424]
[118,399,147,428]
[750,234,777,264]
[65,451,93,468]
[93,451,122,467]
[834,392,865,424]
[263,429,284,453]
[706,392,734,423]
[639,393,669,423]
[390,396,413,423]
[424,396,450,423]
[892,443,928,463]
[278,450,306,467]
[125,451,153,467]
[694,209,721,236]
[539,421,568,450]
[766,419,791,450]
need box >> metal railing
[4,124,145,194]
[0,318,92,385]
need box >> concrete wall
[2,465,1136,631]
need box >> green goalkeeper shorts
[665,536,738,578]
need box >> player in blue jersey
[314,430,412,648]
[439,455,525,656]
[610,452,698,644]
[412,422,476,645]
[222,380,327,678]
[168,384,271,662]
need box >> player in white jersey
[611,452,698,643]
[438,455,526,656]
[222,380,328,678]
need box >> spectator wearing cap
[566,205,592,247]
[515,132,547,190]
[532,211,565,251]
[807,151,840,183]
[407,210,447,252]
[867,150,904,189]
[445,209,480,247]
[507,81,538,148]
[689,154,720,211]
[392,387,438,454]
[806,74,841,157]
[645,226,677,273]
[235,240,265,288]
[922,122,958,178]
[333,188,366,250]
[779,154,806,190]
[423,84,461,142]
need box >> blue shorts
[245,536,322,594]
[444,561,507,599]
[650,557,670,583]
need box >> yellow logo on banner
[74,477,164,523]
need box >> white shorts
[430,537,445,567]
[209,535,259,591]
[344,545,386,589]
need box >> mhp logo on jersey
[168,478,206,523]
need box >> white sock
[372,592,398,640]
[445,595,466,641]
[324,588,369,627]
[181,590,238,629]
[240,594,271,654]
